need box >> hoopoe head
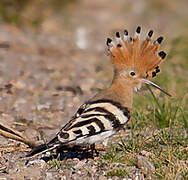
[107,26,171,96]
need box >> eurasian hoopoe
[27,26,170,157]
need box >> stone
[136,155,155,176]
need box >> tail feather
[26,136,59,157]
[26,144,49,157]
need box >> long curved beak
[141,79,171,97]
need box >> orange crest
[106,26,167,78]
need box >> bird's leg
[90,144,99,156]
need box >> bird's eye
[130,71,136,76]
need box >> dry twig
[0,122,36,148]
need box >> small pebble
[136,155,155,176]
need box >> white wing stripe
[86,102,128,124]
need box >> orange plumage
[107,27,166,79]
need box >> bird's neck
[92,78,133,109]
[109,78,134,109]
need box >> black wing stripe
[87,125,96,135]
[87,99,131,119]
[81,113,107,119]
[84,106,123,129]
[73,129,82,134]
[76,113,121,130]
[84,106,113,114]
[71,117,105,131]
[103,114,121,129]
[94,118,105,131]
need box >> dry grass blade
[0,146,31,152]
[0,122,36,148]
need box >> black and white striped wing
[57,99,130,146]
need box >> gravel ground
[0,0,187,179]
